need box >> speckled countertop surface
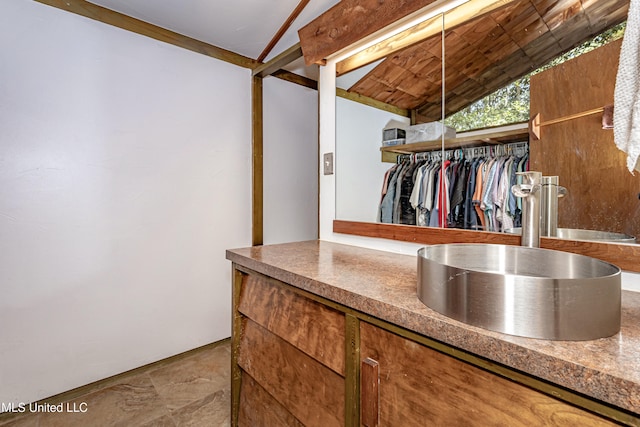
[226,240,640,415]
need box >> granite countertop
[226,240,640,415]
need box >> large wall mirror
[334,0,639,262]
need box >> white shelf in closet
[380,122,529,163]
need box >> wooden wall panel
[238,319,345,427]
[238,273,346,376]
[359,322,617,426]
[530,39,640,239]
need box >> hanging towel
[614,0,640,173]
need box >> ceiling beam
[272,70,318,90]
[257,0,311,63]
[298,0,438,66]
[35,0,258,69]
[337,88,410,117]
[271,71,408,118]
[336,0,517,76]
[253,43,303,77]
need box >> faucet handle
[516,171,543,185]
[512,183,536,198]
[513,171,542,197]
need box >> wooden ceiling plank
[396,74,433,98]
[552,14,593,49]
[536,0,581,21]
[510,18,550,49]
[531,0,564,18]
[384,91,423,109]
[583,0,629,28]
[453,14,502,45]
[379,64,411,87]
[458,55,494,79]
[520,31,562,60]
[389,45,426,70]
[498,51,535,79]
[407,53,442,77]
[482,33,521,62]
[445,67,472,89]
[498,3,540,32]
[257,0,311,63]
[543,0,585,32]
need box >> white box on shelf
[406,122,456,144]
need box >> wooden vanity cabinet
[231,266,623,427]
[359,322,616,427]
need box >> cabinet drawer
[239,371,304,427]
[360,322,616,426]
[238,272,345,376]
[238,319,345,427]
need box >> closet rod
[396,141,528,163]
[530,104,613,140]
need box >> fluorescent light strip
[329,0,470,64]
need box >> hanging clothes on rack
[397,157,420,225]
[377,142,529,231]
[463,157,481,230]
[378,162,402,223]
[449,155,468,228]
[412,160,439,226]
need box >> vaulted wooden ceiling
[301,0,630,124]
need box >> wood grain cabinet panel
[238,272,346,376]
[359,322,616,426]
[239,374,304,427]
[238,319,345,427]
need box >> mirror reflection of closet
[334,0,638,242]
[335,14,446,226]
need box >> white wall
[319,61,422,253]
[263,77,318,244]
[336,98,409,222]
[0,1,252,405]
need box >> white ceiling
[88,0,340,64]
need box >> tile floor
[0,340,231,427]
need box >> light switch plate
[323,152,334,175]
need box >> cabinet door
[234,271,346,427]
[238,319,345,427]
[359,322,615,426]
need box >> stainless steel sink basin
[505,227,636,243]
[417,244,622,340]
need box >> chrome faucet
[512,171,542,247]
[540,176,567,237]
